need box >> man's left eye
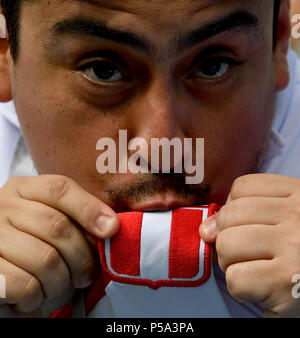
[192,58,231,79]
[80,60,124,83]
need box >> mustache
[106,172,211,207]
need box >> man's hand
[0,175,120,314]
[200,174,300,317]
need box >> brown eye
[80,60,123,83]
[193,58,230,79]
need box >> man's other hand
[0,175,120,313]
[200,174,300,317]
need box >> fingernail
[201,216,217,237]
[96,215,115,234]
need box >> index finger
[226,174,296,204]
[16,175,120,238]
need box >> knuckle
[220,200,242,228]
[41,246,62,271]
[225,265,242,300]
[230,176,247,200]
[216,230,231,269]
[47,176,71,202]
[15,276,44,313]
[48,213,72,241]
[24,276,42,299]
[216,231,226,255]
[216,206,229,229]
[80,198,93,220]
[1,177,27,198]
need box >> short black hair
[1,0,24,60]
[2,0,282,61]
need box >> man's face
[11,0,278,211]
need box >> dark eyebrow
[176,10,261,52]
[50,17,151,54]
[50,9,261,57]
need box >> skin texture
[0,0,297,317]
[10,0,286,210]
[200,174,300,317]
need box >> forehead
[54,0,224,15]
[21,0,272,46]
[17,0,273,66]
[24,0,269,26]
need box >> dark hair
[1,0,24,60]
[2,0,282,61]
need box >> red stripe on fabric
[169,209,203,279]
[110,212,143,276]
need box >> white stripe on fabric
[140,211,172,281]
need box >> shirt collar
[0,100,20,130]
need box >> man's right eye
[79,60,125,83]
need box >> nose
[128,74,190,173]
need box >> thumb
[199,214,217,243]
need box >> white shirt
[0,100,21,188]
[0,49,299,318]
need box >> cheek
[14,92,118,200]
[12,57,112,187]
[204,70,275,202]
